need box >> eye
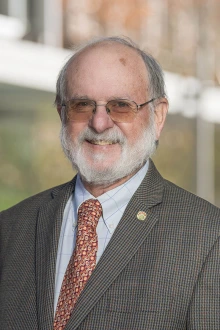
[116,101,129,108]
[69,99,94,112]
[76,101,90,107]
[109,100,130,108]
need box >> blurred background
[0,0,220,210]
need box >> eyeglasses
[62,98,156,123]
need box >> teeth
[90,140,115,145]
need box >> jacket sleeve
[186,237,220,329]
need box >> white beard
[60,114,157,186]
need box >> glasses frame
[62,97,157,122]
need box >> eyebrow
[70,94,90,99]
[69,95,132,101]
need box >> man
[0,37,219,330]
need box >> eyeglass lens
[66,99,137,123]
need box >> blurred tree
[63,0,220,84]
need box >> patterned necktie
[54,199,102,330]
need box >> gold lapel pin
[137,211,147,221]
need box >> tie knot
[78,199,102,228]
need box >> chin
[86,157,118,170]
[73,160,122,186]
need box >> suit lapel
[35,178,76,330]
[65,160,164,330]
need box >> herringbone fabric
[54,199,102,330]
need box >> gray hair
[55,36,166,107]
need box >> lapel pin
[137,211,147,221]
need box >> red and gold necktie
[54,199,102,330]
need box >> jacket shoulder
[164,178,219,207]
[162,178,220,229]
[0,179,75,255]
[0,179,74,217]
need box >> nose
[88,104,114,133]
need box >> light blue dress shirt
[54,161,149,311]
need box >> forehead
[66,43,149,99]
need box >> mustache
[78,127,126,145]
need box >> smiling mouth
[87,140,116,145]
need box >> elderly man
[0,37,219,330]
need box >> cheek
[115,123,136,146]
[67,122,87,141]
[116,119,147,145]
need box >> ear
[57,105,62,120]
[154,98,168,140]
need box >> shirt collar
[74,161,149,233]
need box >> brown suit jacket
[0,160,219,329]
